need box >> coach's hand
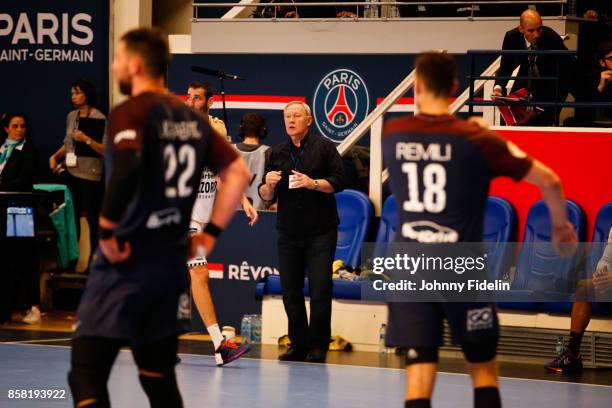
[99,236,132,264]
[265,170,282,189]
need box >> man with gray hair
[259,101,345,363]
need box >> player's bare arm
[522,160,578,256]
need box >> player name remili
[373,279,511,292]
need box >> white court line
[1,338,72,344]
[2,342,611,389]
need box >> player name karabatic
[160,120,202,141]
[373,279,511,293]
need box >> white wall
[191,17,569,54]
[109,0,153,107]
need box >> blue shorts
[74,248,191,344]
[386,302,499,348]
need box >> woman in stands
[0,112,37,192]
[48,79,107,271]
[0,112,41,325]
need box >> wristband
[99,226,115,240]
[187,257,208,268]
[203,222,223,238]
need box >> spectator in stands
[0,112,41,325]
[234,113,271,210]
[493,9,574,126]
[259,101,345,363]
[573,39,612,126]
[578,0,611,20]
[48,79,107,270]
[0,112,37,192]
[545,227,612,373]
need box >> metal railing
[465,49,612,126]
[192,1,567,20]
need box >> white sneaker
[22,306,41,325]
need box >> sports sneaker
[22,306,41,325]
[544,349,583,374]
[215,337,250,366]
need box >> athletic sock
[474,386,501,408]
[405,399,431,408]
[568,331,583,356]
[207,323,224,350]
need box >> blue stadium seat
[260,275,362,300]
[373,195,398,258]
[513,200,585,313]
[588,202,612,315]
[335,189,373,267]
[483,196,516,281]
[587,202,612,278]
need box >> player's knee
[68,370,109,408]
[405,346,439,366]
[138,370,182,408]
[462,339,498,363]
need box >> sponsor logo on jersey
[114,129,137,144]
[146,207,181,229]
[466,306,494,332]
[313,68,370,142]
[402,220,459,243]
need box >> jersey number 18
[402,162,447,213]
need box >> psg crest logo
[313,68,370,142]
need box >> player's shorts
[74,247,191,344]
[386,302,499,349]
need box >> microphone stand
[190,65,245,135]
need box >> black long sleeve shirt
[259,133,345,237]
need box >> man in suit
[493,9,574,126]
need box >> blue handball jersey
[105,92,238,251]
[382,114,533,243]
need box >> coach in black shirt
[259,101,344,363]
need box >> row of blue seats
[259,190,612,314]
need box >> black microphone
[191,65,245,81]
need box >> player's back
[382,114,532,243]
[107,92,231,251]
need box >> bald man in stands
[493,9,575,126]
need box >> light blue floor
[1,344,611,407]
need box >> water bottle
[555,336,565,355]
[379,323,387,353]
[251,314,262,344]
[241,315,252,345]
